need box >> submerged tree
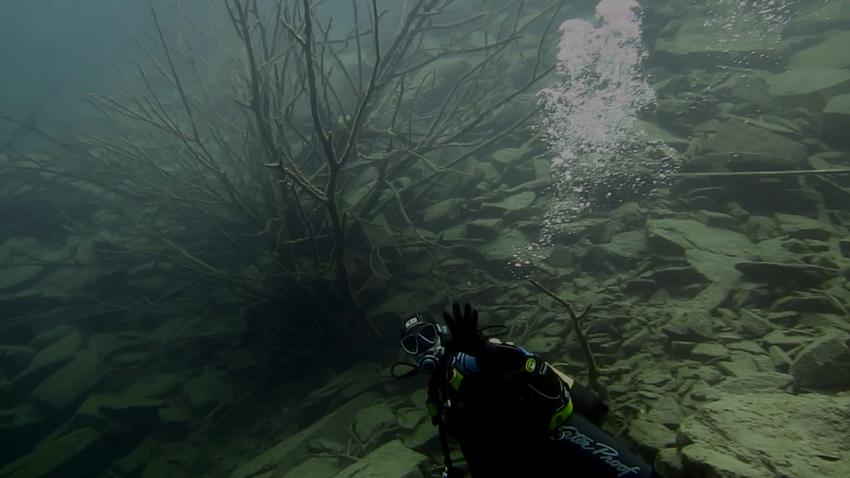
[6,0,567,348]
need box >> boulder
[73,393,165,432]
[0,403,48,463]
[789,30,850,70]
[628,418,676,463]
[594,230,648,268]
[352,403,395,445]
[14,332,82,388]
[766,68,850,109]
[734,261,840,287]
[333,440,429,478]
[29,325,77,350]
[690,343,730,362]
[0,427,105,478]
[773,292,845,314]
[465,218,502,240]
[661,310,719,343]
[229,393,381,478]
[479,229,530,268]
[822,93,850,148]
[654,4,780,66]
[183,368,233,415]
[125,373,181,399]
[0,346,34,377]
[677,393,850,477]
[774,213,833,240]
[30,348,102,412]
[646,219,754,257]
[298,363,384,422]
[480,191,537,219]
[788,2,850,34]
[697,119,807,167]
[789,334,850,390]
[421,198,463,227]
[283,457,340,478]
[715,372,793,394]
[401,419,439,453]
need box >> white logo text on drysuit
[553,425,642,477]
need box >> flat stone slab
[0,427,105,478]
[677,393,850,477]
[333,440,429,478]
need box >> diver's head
[400,314,447,373]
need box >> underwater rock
[694,211,739,230]
[645,266,705,287]
[774,213,833,240]
[333,440,429,478]
[735,261,839,287]
[654,447,686,478]
[479,229,529,268]
[395,408,423,432]
[676,393,850,477]
[0,403,48,464]
[594,230,648,269]
[491,146,532,167]
[661,310,718,344]
[762,329,815,351]
[110,438,155,476]
[229,393,381,478]
[766,68,850,109]
[14,332,82,388]
[0,346,34,377]
[479,191,537,220]
[125,373,181,399]
[689,343,729,362]
[0,378,10,407]
[715,372,793,394]
[464,218,502,241]
[401,418,439,454]
[697,119,808,168]
[822,93,850,149]
[183,368,233,415]
[0,427,105,478]
[421,198,464,227]
[30,348,102,412]
[654,4,780,67]
[683,151,798,174]
[790,334,850,390]
[716,352,765,378]
[788,2,850,34]
[73,392,164,433]
[282,457,340,478]
[29,325,77,351]
[646,218,755,257]
[352,403,395,446]
[789,30,850,70]
[810,175,850,211]
[157,406,193,431]
[773,292,845,315]
[840,238,850,259]
[710,71,777,115]
[299,363,384,422]
[86,333,148,362]
[628,418,675,463]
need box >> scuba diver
[394,302,661,478]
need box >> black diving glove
[442,302,486,356]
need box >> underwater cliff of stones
[2,0,850,476]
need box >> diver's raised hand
[442,302,485,355]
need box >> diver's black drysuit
[426,340,659,477]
